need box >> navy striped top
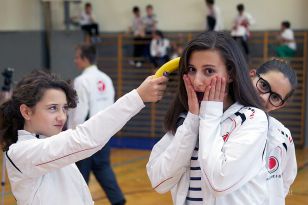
[186,143,203,204]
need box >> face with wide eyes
[186,50,232,102]
[22,89,69,137]
[250,70,292,112]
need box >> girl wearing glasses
[250,58,298,205]
[147,31,269,205]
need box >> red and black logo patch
[268,156,279,174]
[97,80,106,92]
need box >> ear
[227,66,233,83]
[249,69,257,78]
[279,102,288,109]
[227,71,233,83]
[20,104,32,121]
[227,75,233,83]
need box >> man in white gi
[69,44,126,205]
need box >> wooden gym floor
[1,148,308,204]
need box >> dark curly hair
[0,70,78,151]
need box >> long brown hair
[164,31,264,134]
[0,70,78,151]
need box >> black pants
[81,23,99,37]
[233,36,249,56]
[133,36,145,62]
[207,16,216,31]
[76,142,125,205]
[143,32,153,59]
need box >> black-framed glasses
[256,73,287,107]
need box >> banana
[154,57,180,78]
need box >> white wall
[1,0,308,31]
[0,0,42,30]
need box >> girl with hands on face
[183,75,226,115]
[147,31,269,205]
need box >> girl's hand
[137,75,168,102]
[203,76,226,102]
[183,74,199,115]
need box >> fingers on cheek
[221,78,226,92]
[183,76,188,86]
[211,77,217,85]
[204,85,211,100]
[210,84,215,96]
[217,77,222,87]
[189,86,195,97]
[183,74,187,81]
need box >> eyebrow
[188,64,215,68]
[45,103,67,107]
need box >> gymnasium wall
[306,73,308,148]
[1,0,308,31]
[0,0,307,147]
[0,32,45,80]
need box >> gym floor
[1,148,308,204]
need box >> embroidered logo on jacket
[97,80,106,92]
[268,156,279,174]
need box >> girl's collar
[221,102,244,122]
[17,130,47,140]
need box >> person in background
[275,21,297,57]
[129,6,145,68]
[80,2,100,43]
[68,44,125,205]
[231,3,255,57]
[143,4,158,60]
[150,30,170,68]
[205,0,224,31]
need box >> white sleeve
[281,30,294,41]
[146,112,199,193]
[68,78,89,129]
[282,141,297,197]
[246,13,256,26]
[198,101,268,196]
[214,7,224,31]
[79,12,87,25]
[8,90,145,178]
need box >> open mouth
[196,92,204,102]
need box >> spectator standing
[205,0,224,31]
[68,44,126,205]
[143,4,158,60]
[231,3,255,57]
[129,6,145,68]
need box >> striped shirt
[186,143,203,204]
